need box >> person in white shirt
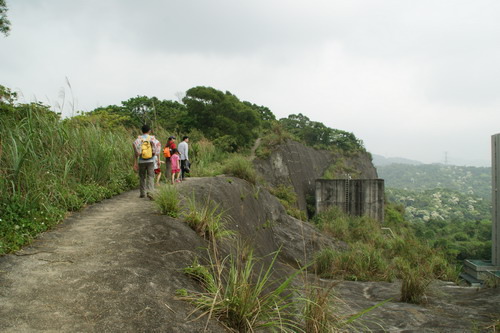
[177,136,189,180]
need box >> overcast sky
[2,0,499,166]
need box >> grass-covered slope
[0,101,137,254]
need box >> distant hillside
[377,163,491,200]
[380,163,492,261]
[372,154,423,166]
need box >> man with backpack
[133,125,161,199]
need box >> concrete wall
[316,179,385,222]
[492,134,500,266]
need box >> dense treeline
[0,84,365,253]
[78,86,365,153]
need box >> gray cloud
[2,0,499,166]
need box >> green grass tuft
[181,248,302,332]
[183,195,233,241]
[154,185,180,217]
[221,155,256,184]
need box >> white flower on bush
[430,211,444,220]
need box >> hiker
[154,155,165,186]
[170,148,181,184]
[178,136,189,180]
[163,136,176,181]
[133,124,161,199]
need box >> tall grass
[395,257,432,304]
[183,195,234,241]
[154,185,180,217]
[302,285,339,333]
[180,248,303,332]
[181,243,384,332]
[0,103,137,253]
[189,138,226,177]
[314,244,392,281]
[311,206,459,302]
[221,155,257,184]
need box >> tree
[0,0,11,37]
[279,113,365,151]
[242,101,276,128]
[183,86,261,150]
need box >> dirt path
[0,189,226,333]
[249,137,261,160]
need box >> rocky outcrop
[177,176,343,267]
[335,279,500,332]
[253,140,377,212]
[1,177,499,332]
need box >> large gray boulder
[253,140,377,211]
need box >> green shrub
[313,206,350,240]
[269,184,307,220]
[255,122,293,159]
[322,158,360,180]
[221,155,256,184]
[154,185,180,217]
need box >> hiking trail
[0,187,225,333]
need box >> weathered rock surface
[253,140,377,211]
[334,279,500,332]
[177,176,343,267]
[1,176,498,332]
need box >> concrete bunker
[315,178,385,222]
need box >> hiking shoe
[139,194,145,198]
[146,193,154,201]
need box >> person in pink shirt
[169,149,181,184]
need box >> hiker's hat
[169,136,176,140]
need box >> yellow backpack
[140,135,154,159]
